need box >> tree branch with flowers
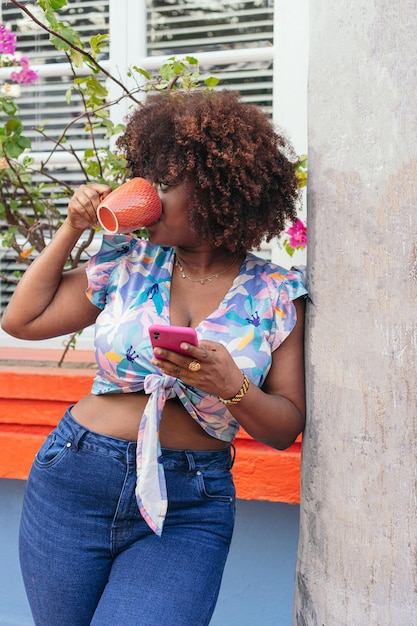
[0,2,218,266]
[0,1,221,361]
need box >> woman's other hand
[151,339,244,400]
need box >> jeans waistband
[57,408,234,471]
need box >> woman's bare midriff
[70,392,229,450]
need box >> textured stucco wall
[294,1,417,624]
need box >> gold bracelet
[219,372,250,405]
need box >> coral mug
[97,178,162,234]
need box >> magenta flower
[10,56,38,85]
[285,219,307,250]
[0,23,16,56]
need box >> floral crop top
[86,235,307,535]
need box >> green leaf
[132,66,151,80]
[19,173,33,185]
[49,0,68,9]
[85,76,108,98]
[298,154,308,168]
[84,160,101,178]
[18,136,31,150]
[65,87,72,105]
[100,119,125,139]
[181,77,190,90]
[42,7,59,29]
[69,49,85,69]
[33,199,46,215]
[4,141,24,159]
[1,99,18,116]
[94,108,109,120]
[159,64,176,81]
[282,239,295,257]
[111,123,125,136]
[49,34,70,52]
[185,56,198,65]
[58,25,81,45]
[2,226,18,248]
[5,118,22,133]
[295,170,307,188]
[90,33,109,56]
[205,76,219,87]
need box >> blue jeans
[19,409,236,626]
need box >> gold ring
[188,360,201,372]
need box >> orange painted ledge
[0,350,301,504]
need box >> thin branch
[70,58,105,179]
[37,88,141,169]
[57,331,79,367]
[9,0,141,104]
[4,156,43,220]
[0,272,20,284]
[71,227,96,267]
[34,159,77,191]
[2,159,48,250]
[34,127,90,179]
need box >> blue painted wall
[0,478,299,626]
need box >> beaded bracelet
[218,372,250,405]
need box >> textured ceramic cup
[97,178,162,234]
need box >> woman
[1,89,307,626]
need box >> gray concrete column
[294,1,417,624]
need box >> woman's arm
[152,296,307,451]
[225,296,306,449]
[1,183,111,340]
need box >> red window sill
[0,348,301,503]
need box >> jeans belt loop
[184,450,196,471]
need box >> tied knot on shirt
[144,371,178,399]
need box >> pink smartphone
[149,324,198,357]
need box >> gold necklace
[175,255,239,285]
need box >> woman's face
[145,180,202,249]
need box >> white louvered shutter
[145,0,274,111]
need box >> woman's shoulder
[244,252,307,292]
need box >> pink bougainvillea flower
[285,219,307,249]
[0,23,16,55]
[10,56,38,85]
